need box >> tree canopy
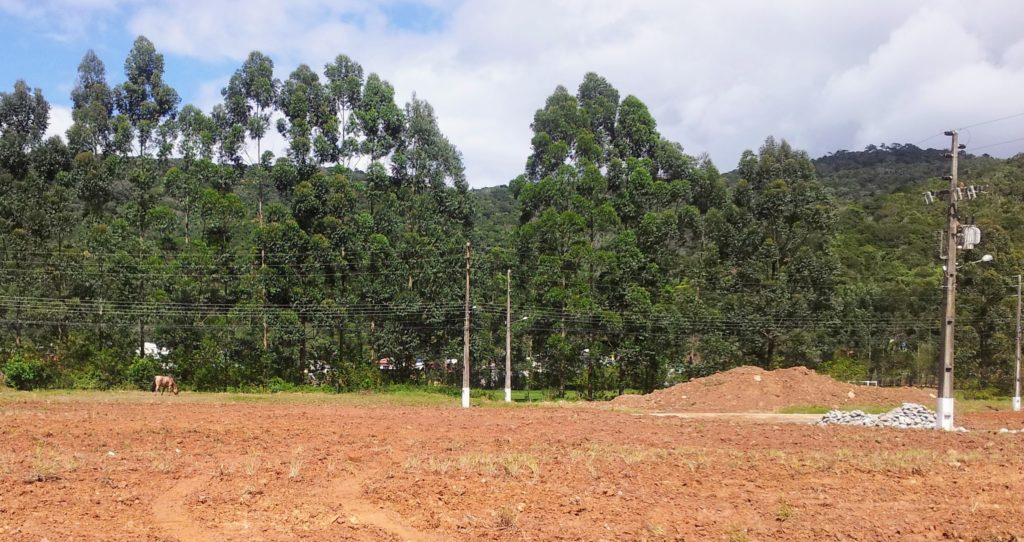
[2,45,1023,398]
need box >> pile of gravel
[819,403,939,429]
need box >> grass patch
[405,452,539,478]
[726,526,750,542]
[956,398,1014,413]
[775,498,794,522]
[776,404,891,414]
[777,398,1017,414]
[494,504,520,530]
[0,387,595,408]
[645,520,667,538]
[288,457,303,479]
[0,388,456,407]
[25,441,80,483]
[148,450,178,473]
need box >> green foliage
[2,354,53,390]
[126,357,160,390]
[86,350,129,389]
[5,49,1024,400]
[818,357,868,383]
[66,368,103,390]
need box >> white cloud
[11,0,1024,185]
[0,0,130,41]
[44,105,74,142]
[814,4,1024,154]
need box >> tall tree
[276,64,332,179]
[392,95,465,194]
[67,50,114,155]
[0,80,50,179]
[112,36,180,157]
[323,54,364,167]
[354,73,404,163]
[710,137,838,367]
[222,51,279,220]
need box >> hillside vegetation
[2,36,1023,396]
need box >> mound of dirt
[612,365,935,412]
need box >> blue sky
[2,0,1024,187]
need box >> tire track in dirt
[332,473,443,542]
[151,476,215,542]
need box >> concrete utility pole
[462,242,472,409]
[937,130,961,431]
[505,268,512,403]
[1015,274,1022,412]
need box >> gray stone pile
[818,403,938,429]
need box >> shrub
[336,362,383,391]
[267,377,295,393]
[126,357,160,390]
[2,355,53,390]
[89,349,129,389]
[819,357,868,383]
[68,368,103,390]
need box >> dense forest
[2,36,1023,396]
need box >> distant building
[139,342,170,359]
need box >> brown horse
[153,375,179,395]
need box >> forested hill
[813,143,1003,199]
[473,143,1015,260]
[3,36,1024,397]
[468,185,517,250]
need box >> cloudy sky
[2,0,1024,187]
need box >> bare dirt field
[2,391,1024,541]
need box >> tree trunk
[617,353,625,396]
[764,335,776,369]
[589,358,595,400]
[300,319,308,373]
[369,319,376,362]
[14,305,21,348]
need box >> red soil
[612,365,936,412]
[1,393,1022,541]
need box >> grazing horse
[153,375,179,395]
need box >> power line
[971,136,1024,152]
[957,111,1024,131]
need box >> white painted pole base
[504,388,512,403]
[936,397,955,431]
[1013,396,1021,412]
[462,388,471,408]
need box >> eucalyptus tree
[512,73,710,395]
[222,51,279,220]
[177,104,217,164]
[0,81,54,347]
[0,80,50,179]
[276,64,333,180]
[323,54,364,167]
[709,137,838,367]
[67,50,114,156]
[391,95,465,195]
[290,169,369,368]
[354,73,404,163]
[112,36,180,157]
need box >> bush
[267,377,295,393]
[2,355,53,390]
[819,357,868,383]
[957,384,1004,400]
[67,368,103,390]
[89,349,129,389]
[336,362,383,391]
[126,357,160,390]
